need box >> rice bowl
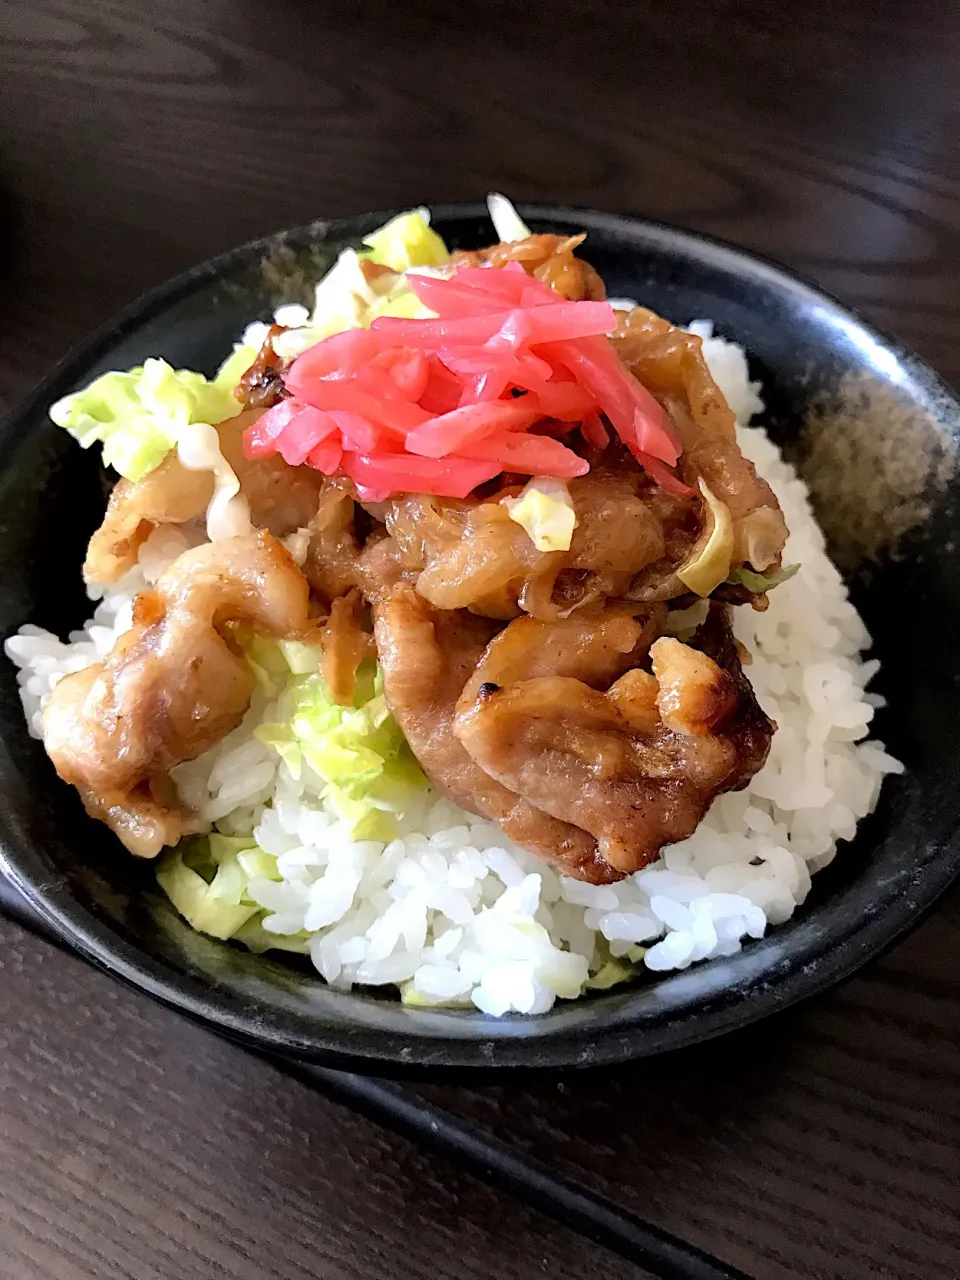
[4,205,902,1015]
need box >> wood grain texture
[0,918,649,1280]
[1,0,959,396]
[417,892,960,1280]
[0,1,958,1277]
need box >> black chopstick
[273,1056,752,1280]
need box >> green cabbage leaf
[49,348,253,482]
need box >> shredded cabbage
[726,562,800,592]
[254,657,425,841]
[157,832,312,948]
[401,988,473,1009]
[305,236,440,345]
[366,286,436,323]
[362,208,449,272]
[502,477,578,552]
[157,640,426,943]
[50,347,259,541]
[233,917,310,955]
[584,942,647,990]
[308,248,382,340]
[157,834,264,940]
[676,480,735,597]
[239,210,449,369]
[50,354,249,483]
[487,192,532,243]
[214,344,259,392]
[585,959,636,990]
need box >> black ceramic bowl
[1,205,958,1071]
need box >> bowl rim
[1,202,958,1071]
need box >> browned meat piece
[650,635,737,735]
[236,324,290,410]
[217,411,324,536]
[374,584,617,883]
[379,451,671,621]
[303,477,368,603]
[450,234,607,302]
[605,668,660,735]
[92,778,186,857]
[44,532,311,857]
[454,604,773,876]
[458,602,665,705]
[84,409,323,586]
[358,531,418,604]
[320,588,375,706]
[382,492,541,618]
[373,583,499,809]
[540,452,676,616]
[612,308,787,579]
[84,453,214,585]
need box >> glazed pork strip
[373,584,620,883]
[84,408,323,586]
[453,604,773,876]
[44,532,311,857]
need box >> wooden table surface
[1,2,958,1277]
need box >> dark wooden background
[1,1,958,1277]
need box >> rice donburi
[6,199,901,1013]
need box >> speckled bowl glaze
[0,205,957,1070]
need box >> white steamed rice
[4,322,903,1015]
